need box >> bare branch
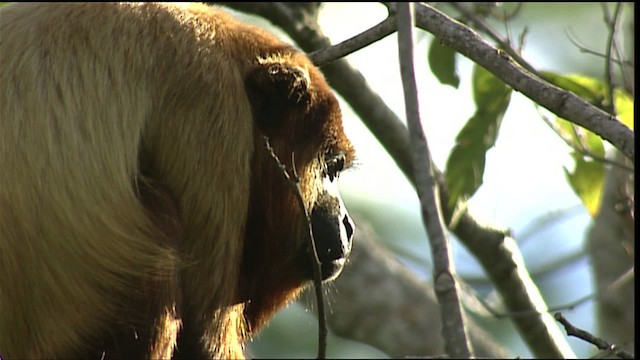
[563,27,631,68]
[396,3,473,358]
[441,197,577,359]
[309,16,397,65]
[603,3,624,114]
[413,3,635,163]
[548,266,634,313]
[448,2,541,78]
[466,264,634,319]
[555,312,635,359]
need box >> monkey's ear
[245,63,310,132]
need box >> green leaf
[554,117,604,217]
[444,114,487,208]
[471,65,513,120]
[542,71,619,218]
[564,152,604,217]
[445,65,512,210]
[555,117,605,158]
[540,71,608,107]
[545,71,617,158]
[614,89,634,131]
[428,40,459,88]
[537,72,628,217]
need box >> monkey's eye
[325,152,345,182]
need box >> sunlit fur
[0,3,354,359]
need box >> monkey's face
[241,57,355,328]
[308,152,354,281]
[244,57,356,282]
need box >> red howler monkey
[0,3,355,359]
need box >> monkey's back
[0,3,259,357]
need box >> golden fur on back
[0,2,248,357]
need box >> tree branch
[555,312,634,359]
[308,16,397,65]
[413,3,634,163]
[396,3,473,358]
[447,2,541,79]
[436,177,576,358]
[603,2,624,114]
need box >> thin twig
[610,4,634,94]
[536,107,635,172]
[448,2,542,78]
[396,3,473,358]
[554,312,635,359]
[309,16,397,66]
[548,266,633,313]
[501,3,524,22]
[261,136,327,359]
[603,3,624,115]
[516,205,585,246]
[463,247,586,285]
[466,265,633,321]
[563,28,631,67]
[500,10,513,48]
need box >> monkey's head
[241,52,355,329]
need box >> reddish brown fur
[0,2,354,359]
[241,68,352,330]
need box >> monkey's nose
[341,213,354,253]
